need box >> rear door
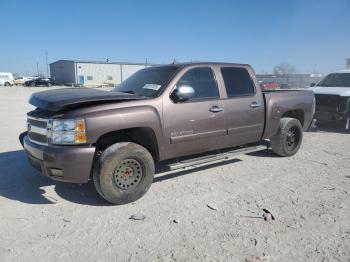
[163,66,226,157]
[219,66,265,145]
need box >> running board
[168,144,268,170]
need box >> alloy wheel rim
[286,126,300,151]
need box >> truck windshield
[317,73,350,87]
[113,66,180,97]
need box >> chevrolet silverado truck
[309,70,350,130]
[20,63,315,204]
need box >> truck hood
[309,86,350,97]
[29,88,146,112]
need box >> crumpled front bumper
[20,132,96,183]
[314,94,350,122]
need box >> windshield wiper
[121,90,136,94]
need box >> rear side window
[221,67,255,97]
[176,67,219,101]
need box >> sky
[1,0,350,75]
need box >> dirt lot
[0,86,349,262]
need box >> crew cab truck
[20,63,315,204]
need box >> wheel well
[282,110,305,127]
[94,127,160,162]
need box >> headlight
[51,119,87,144]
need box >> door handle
[209,106,224,113]
[250,102,261,108]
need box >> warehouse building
[50,60,151,87]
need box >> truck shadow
[0,150,242,206]
[306,122,349,134]
[246,149,280,158]
[0,150,109,206]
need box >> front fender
[84,105,163,144]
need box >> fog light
[50,168,63,177]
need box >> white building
[50,60,151,87]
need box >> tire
[4,82,10,86]
[30,82,35,87]
[93,142,155,205]
[270,117,303,157]
[92,160,104,198]
[47,83,52,87]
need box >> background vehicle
[280,83,292,89]
[309,70,350,130]
[0,72,14,86]
[13,76,30,85]
[24,77,52,87]
[259,81,280,91]
[20,63,315,205]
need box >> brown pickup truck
[20,63,315,204]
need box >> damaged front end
[314,94,350,129]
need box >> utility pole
[45,51,49,78]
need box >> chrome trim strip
[27,115,50,122]
[28,137,48,146]
[30,125,47,135]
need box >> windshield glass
[317,73,350,87]
[113,66,180,97]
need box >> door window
[175,67,219,101]
[221,67,255,97]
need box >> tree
[273,63,296,75]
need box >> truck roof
[152,62,252,70]
[171,62,250,67]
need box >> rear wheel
[4,82,10,86]
[270,117,303,156]
[93,142,155,205]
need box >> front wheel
[93,142,155,205]
[270,117,303,157]
[4,82,11,86]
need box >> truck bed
[262,89,315,139]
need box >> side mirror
[170,85,195,102]
[310,82,316,87]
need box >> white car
[309,70,350,130]
[0,72,14,86]
[13,76,31,85]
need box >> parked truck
[310,70,350,130]
[20,63,315,204]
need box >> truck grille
[27,116,50,145]
[315,94,349,113]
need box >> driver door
[163,66,226,158]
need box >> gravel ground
[0,86,349,262]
